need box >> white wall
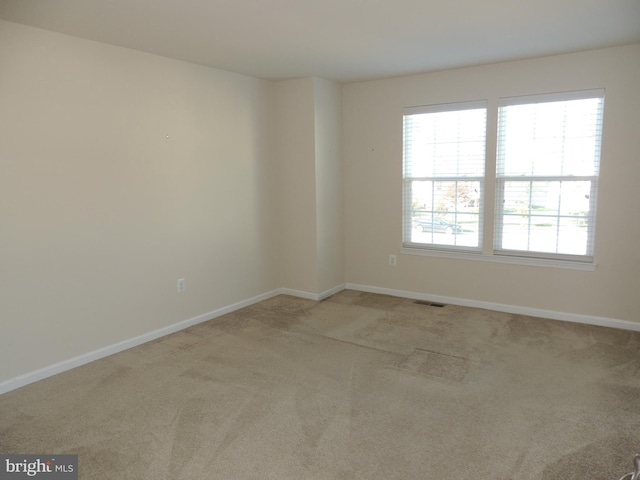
[273,78,319,294]
[343,45,640,323]
[2,17,636,391]
[0,20,280,385]
[273,77,345,297]
[313,78,344,295]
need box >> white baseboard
[0,286,350,395]
[318,284,347,300]
[4,282,635,395]
[345,283,640,333]
[280,283,346,301]
[0,289,283,396]
[279,288,320,300]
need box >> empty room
[1,1,639,478]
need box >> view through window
[402,101,486,250]
[495,91,604,261]
[402,90,604,263]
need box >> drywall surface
[272,77,319,294]
[273,77,346,297]
[0,20,279,383]
[313,78,345,294]
[343,45,640,323]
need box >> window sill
[400,247,597,271]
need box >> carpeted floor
[1,290,639,479]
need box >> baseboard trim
[0,286,350,395]
[0,289,283,396]
[280,284,346,301]
[6,282,633,396]
[345,283,640,332]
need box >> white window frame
[402,100,487,253]
[494,89,604,263]
[401,89,604,270]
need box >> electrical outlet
[389,254,397,266]
[177,278,186,293]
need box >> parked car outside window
[413,216,463,235]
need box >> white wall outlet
[177,278,186,293]
[389,254,397,266]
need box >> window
[495,90,604,262]
[402,101,487,251]
[402,89,604,266]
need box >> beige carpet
[1,290,639,479]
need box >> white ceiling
[1,0,639,83]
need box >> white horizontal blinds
[495,90,604,261]
[403,101,486,250]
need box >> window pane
[408,180,481,247]
[529,217,559,253]
[403,101,486,251]
[409,180,434,212]
[559,181,592,216]
[497,97,603,178]
[410,212,472,247]
[557,217,588,255]
[501,215,530,251]
[531,182,560,217]
[456,212,481,248]
[433,181,456,214]
[496,91,603,261]
[503,181,530,215]
[498,180,594,256]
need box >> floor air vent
[415,300,446,308]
